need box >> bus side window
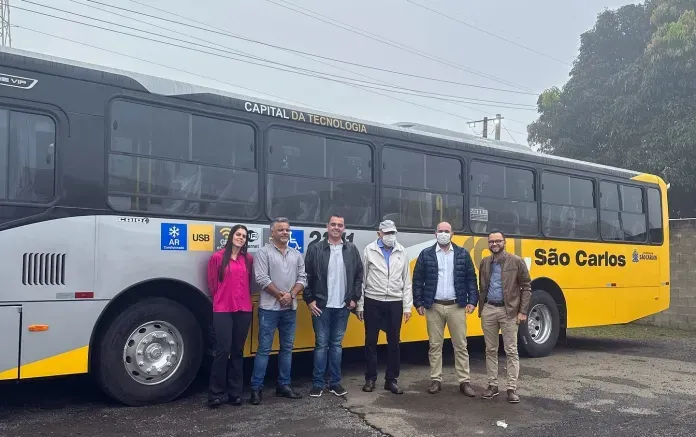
[0,110,7,200]
[542,173,597,240]
[265,128,375,226]
[600,182,623,241]
[620,184,646,242]
[381,147,463,230]
[107,100,259,219]
[0,109,56,204]
[469,161,537,236]
[647,188,663,244]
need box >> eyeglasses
[488,239,504,244]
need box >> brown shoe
[507,389,520,403]
[459,382,475,397]
[427,380,441,394]
[481,385,499,399]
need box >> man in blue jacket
[413,221,479,396]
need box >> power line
[13,25,327,112]
[403,0,571,66]
[10,26,475,124]
[118,1,487,123]
[14,1,535,110]
[116,0,537,124]
[262,0,537,93]
[115,0,527,122]
[76,0,539,96]
[504,124,521,144]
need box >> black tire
[518,289,560,358]
[94,297,203,406]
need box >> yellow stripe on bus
[0,367,18,380]
[19,346,89,379]
[630,173,660,184]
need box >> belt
[486,300,505,307]
[434,299,456,306]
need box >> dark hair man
[304,214,364,398]
[478,230,531,403]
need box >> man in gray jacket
[356,220,413,394]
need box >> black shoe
[362,380,376,392]
[329,384,347,396]
[384,380,403,394]
[208,398,222,408]
[230,396,243,406]
[309,386,323,397]
[250,389,262,405]
[276,385,302,399]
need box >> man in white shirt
[412,222,479,396]
[356,220,413,395]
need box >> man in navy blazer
[413,221,479,396]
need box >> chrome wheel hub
[123,321,184,385]
[527,303,552,345]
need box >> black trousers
[208,311,252,401]
[364,297,402,382]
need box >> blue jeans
[250,308,297,390]
[311,307,350,387]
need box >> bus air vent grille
[22,253,66,286]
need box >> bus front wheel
[518,289,560,358]
[95,297,203,406]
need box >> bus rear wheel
[95,297,203,406]
[518,289,560,358]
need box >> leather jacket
[303,238,364,309]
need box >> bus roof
[0,47,652,181]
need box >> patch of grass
[568,323,695,340]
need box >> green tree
[528,0,696,216]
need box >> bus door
[0,306,21,380]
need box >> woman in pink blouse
[207,224,253,408]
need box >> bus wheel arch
[89,279,211,406]
[518,278,566,358]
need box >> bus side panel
[19,300,108,379]
[0,216,97,303]
[0,306,21,380]
[94,216,212,300]
[659,187,671,313]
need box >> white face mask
[382,234,396,247]
[436,232,451,245]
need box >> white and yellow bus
[0,48,669,406]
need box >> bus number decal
[307,231,355,249]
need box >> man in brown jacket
[478,230,531,403]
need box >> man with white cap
[356,219,413,395]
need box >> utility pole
[1,0,10,48]
[468,114,503,140]
[494,113,501,141]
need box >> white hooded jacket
[357,239,413,313]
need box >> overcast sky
[8,0,629,145]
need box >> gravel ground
[1,324,695,437]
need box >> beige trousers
[425,303,470,383]
[481,303,520,390]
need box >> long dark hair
[219,224,249,282]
